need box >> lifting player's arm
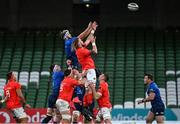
[89,84,102,100]
[137,91,155,104]
[91,36,98,55]
[73,69,86,85]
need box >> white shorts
[56,99,71,120]
[86,69,96,84]
[56,99,70,113]
[96,107,111,121]
[12,107,27,119]
[72,110,80,117]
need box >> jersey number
[6,90,10,98]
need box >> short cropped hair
[64,69,72,77]
[104,73,109,82]
[144,73,153,81]
[7,72,13,80]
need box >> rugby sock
[41,115,52,123]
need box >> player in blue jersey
[60,21,98,123]
[60,21,98,69]
[42,64,64,123]
[137,73,165,124]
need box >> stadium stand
[0,28,180,108]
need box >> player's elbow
[92,50,98,55]
[94,94,101,100]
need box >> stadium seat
[135,98,145,108]
[113,104,123,109]
[159,88,166,107]
[0,79,6,96]
[145,102,151,109]
[1,29,180,109]
[167,81,177,107]
[29,71,39,87]
[13,71,18,80]
[19,71,29,87]
[166,70,175,76]
[124,101,134,109]
[176,71,180,77]
[41,71,50,76]
[177,81,180,107]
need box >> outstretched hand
[88,21,93,28]
[92,21,98,30]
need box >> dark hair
[64,69,72,77]
[144,73,153,81]
[104,73,109,82]
[50,64,56,72]
[7,72,13,80]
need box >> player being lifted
[60,21,97,69]
[60,21,98,123]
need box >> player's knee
[103,115,111,123]
[95,115,101,123]
[61,114,71,122]
[156,116,164,123]
[19,117,28,123]
[72,110,80,121]
[47,108,53,116]
[104,119,112,124]
[146,117,153,124]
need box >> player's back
[52,71,64,95]
[76,47,95,70]
[65,37,78,59]
[59,77,78,103]
[147,82,164,108]
[4,80,22,109]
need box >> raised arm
[91,36,98,54]
[77,22,92,40]
[83,21,98,47]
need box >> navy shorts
[150,106,165,116]
[74,103,83,113]
[48,94,58,108]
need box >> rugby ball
[128,2,139,11]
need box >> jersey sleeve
[148,85,156,93]
[97,84,104,96]
[81,48,91,57]
[15,82,21,89]
[71,78,79,86]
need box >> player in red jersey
[56,69,86,124]
[89,73,112,124]
[0,72,30,123]
[72,33,97,84]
